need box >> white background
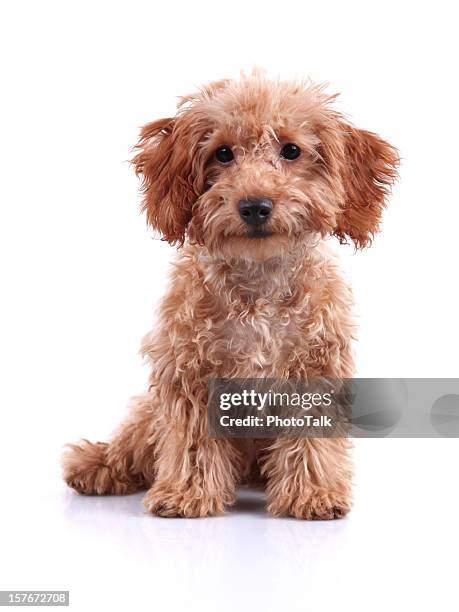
[1,1,459,610]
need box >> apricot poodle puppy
[62,73,398,519]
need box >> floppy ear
[132,116,200,245]
[322,122,399,248]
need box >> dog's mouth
[246,230,273,239]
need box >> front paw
[267,489,351,520]
[143,482,231,518]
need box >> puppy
[62,74,398,519]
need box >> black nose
[238,198,273,226]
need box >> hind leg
[62,393,160,495]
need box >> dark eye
[215,145,234,164]
[281,143,301,160]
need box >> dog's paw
[267,491,351,520]
[62,441,112,495]
[143,483,228,518]
[62,440,143,495]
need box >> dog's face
[133,75,398,261]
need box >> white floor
[1,439,457,611]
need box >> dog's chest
[205,299,304,378]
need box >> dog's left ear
[324,122,399,248]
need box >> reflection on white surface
[58,488,353,609]
[1,440,458,612]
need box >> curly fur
[62,73,398,519]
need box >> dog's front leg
[261,437,353,520]
[143,396,242,517]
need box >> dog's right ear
[132,117,198,246]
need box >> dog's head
[132,74,399,261]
